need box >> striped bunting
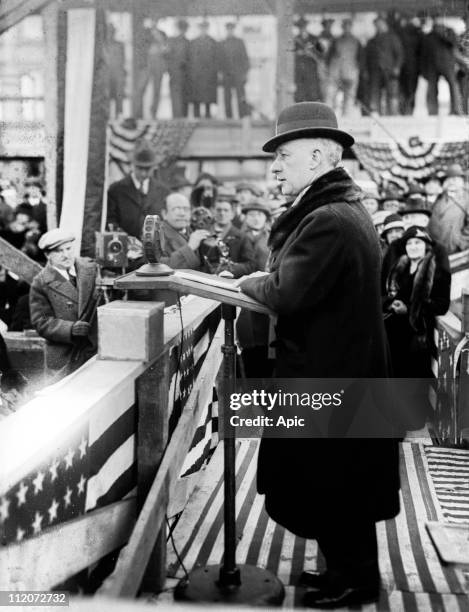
[109,119,197,178]
[166,441,468,610]
[424,446,469,525]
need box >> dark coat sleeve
[240,210,346,314]
[229,234,256,278]
[159,245,201,270]
[29,279,74,344]
[424,251,451,318]
[106,184,119,230]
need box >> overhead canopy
[59,0,466,15]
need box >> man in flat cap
[29,229,99,377]
[240,102,400,607]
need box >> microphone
[135,214,174,276]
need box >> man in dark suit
[240,102,401,608]
[29,229,98,377]
[188,20,219,118]
[366,16,404,115]
[107,143,169,240]
[220,22,250,118]
[160,193,209,269]
[168,19,191,118]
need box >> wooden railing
[0,295,223,596]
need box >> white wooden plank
[0,498,136,590]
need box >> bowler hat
[401,199,432,217]
[242,201,271,217]
[38,228,75,252]
[131,144,156,168]
[263,102,354,153]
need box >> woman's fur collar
[388,252,436,332]
[268,167,362,252]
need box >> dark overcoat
[107,175,170,239]
[188,35,220,104]
[160,221,201,270]
[29,258,98,372]
[220,37,249,83]
[240,167,401,538]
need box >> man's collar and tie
[53,265,77,287]
[131,173,150,195]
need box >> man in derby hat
[29,229,99,377]
[239,102,400,608]
[107,141,170,240]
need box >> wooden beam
[0,0,56,35]
[0,498,136,590]
[42,1,59,230]
[136,350,170,592]
[98,320,224,597]
[0,237,42,284]
[59,0,466,15]
[276,0,295,114]
[61,0,276,15]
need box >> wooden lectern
[115,269,284,606]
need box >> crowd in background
[0,144,466,416]
[294,11,469,116]
[111,18,250,120]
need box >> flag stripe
[86,436,134,511]
[94,463,137,509]
[88,405,136,478]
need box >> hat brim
[132,162,155,168]
[401,209,432,217]
[262,127,355,153]
[41,237,75,252]
[381,221,405,235]
[242,206,271,216]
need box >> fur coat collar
[268,167,362,252]
[388,252,436,332]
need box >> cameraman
[159,193,208,269]
[200,189,256,278]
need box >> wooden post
[42,2,59,229]
[136,349,170,593]
[463,289,469,336]
[275,0,295,113]
[131,7,145,118]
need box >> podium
[115,270,284,606]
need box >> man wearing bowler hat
[107,141,170,240]
[240,102,400,608]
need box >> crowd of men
[111,19,251,119]
[295,12,469,116]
